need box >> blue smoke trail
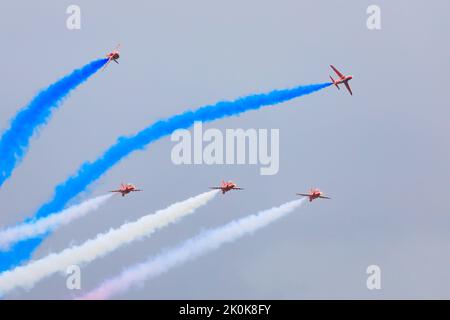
[0,82,331,271]
[0,58,108,187]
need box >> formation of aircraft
[209,181,244,194]
[296,188,331,202]
[109,183,142,197]
[110,181,331,203]
[102,44,121,71]
[329,65,353,95]
[102,46,353,96]
[105,53,344,202]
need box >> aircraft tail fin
[330,76,339,89]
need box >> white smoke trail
[80,198,305,300]
[0,190,218,295]
[0,194,113,250]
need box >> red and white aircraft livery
[297,188,331,202]
[110,183,142,197]
[329,65,353,95]
[102,44,121,71]
[209,181,244,194]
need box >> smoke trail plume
[0,194,113,250]
[0,58,107,187]
[81,198,305,299]
[0,82,330,271]
[0,190,218,295]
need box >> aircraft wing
[133,189,143,192]
[319,196,331,199]
[296,193,310,197]
[330,65,344,78]
[209,187,223,190]
[344,82,353,95]
[109,189,121,193]
[233,187,244,190]
[101,58,112,71]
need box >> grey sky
[0,0,449,299]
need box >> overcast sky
[0,0,449,299]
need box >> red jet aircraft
[209,181,244,194]
[297,188,331,202]
[102,44,120,71]
[329,65,353,95]
[109,183,142,197]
